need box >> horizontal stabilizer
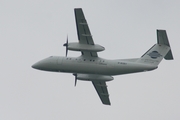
[157,30,174,60]
[164,50,173,60]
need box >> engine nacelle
[76,74,114,81]
[67,42,105,52]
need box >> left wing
[92,81,111,105]
[74,8,98,57]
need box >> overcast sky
[0,0,180,120]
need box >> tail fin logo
[148,51,162,59]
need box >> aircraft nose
[32,62,43,70]
[32,56,59,71]
[32,58,49,70]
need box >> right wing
[74,8,98,57]
[92,81,111,105]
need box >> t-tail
[138,30,174,66]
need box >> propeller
[63,36,68,57]
[73,73,77,86]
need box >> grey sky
[0,0,180,120]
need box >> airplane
[32,8,174,105]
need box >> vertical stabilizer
[138,30,173,66]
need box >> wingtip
[157,29,166,32]
[103,102,111,105]
[74,8,82,10]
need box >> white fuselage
[32,56,157,76]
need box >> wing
[74,8,98,57]
[92,81,111,105]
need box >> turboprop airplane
[32,8,174,105]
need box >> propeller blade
[75,76,77,86]
[73,73,77,86]
[65,46,68,57]
[63,36,68,56]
